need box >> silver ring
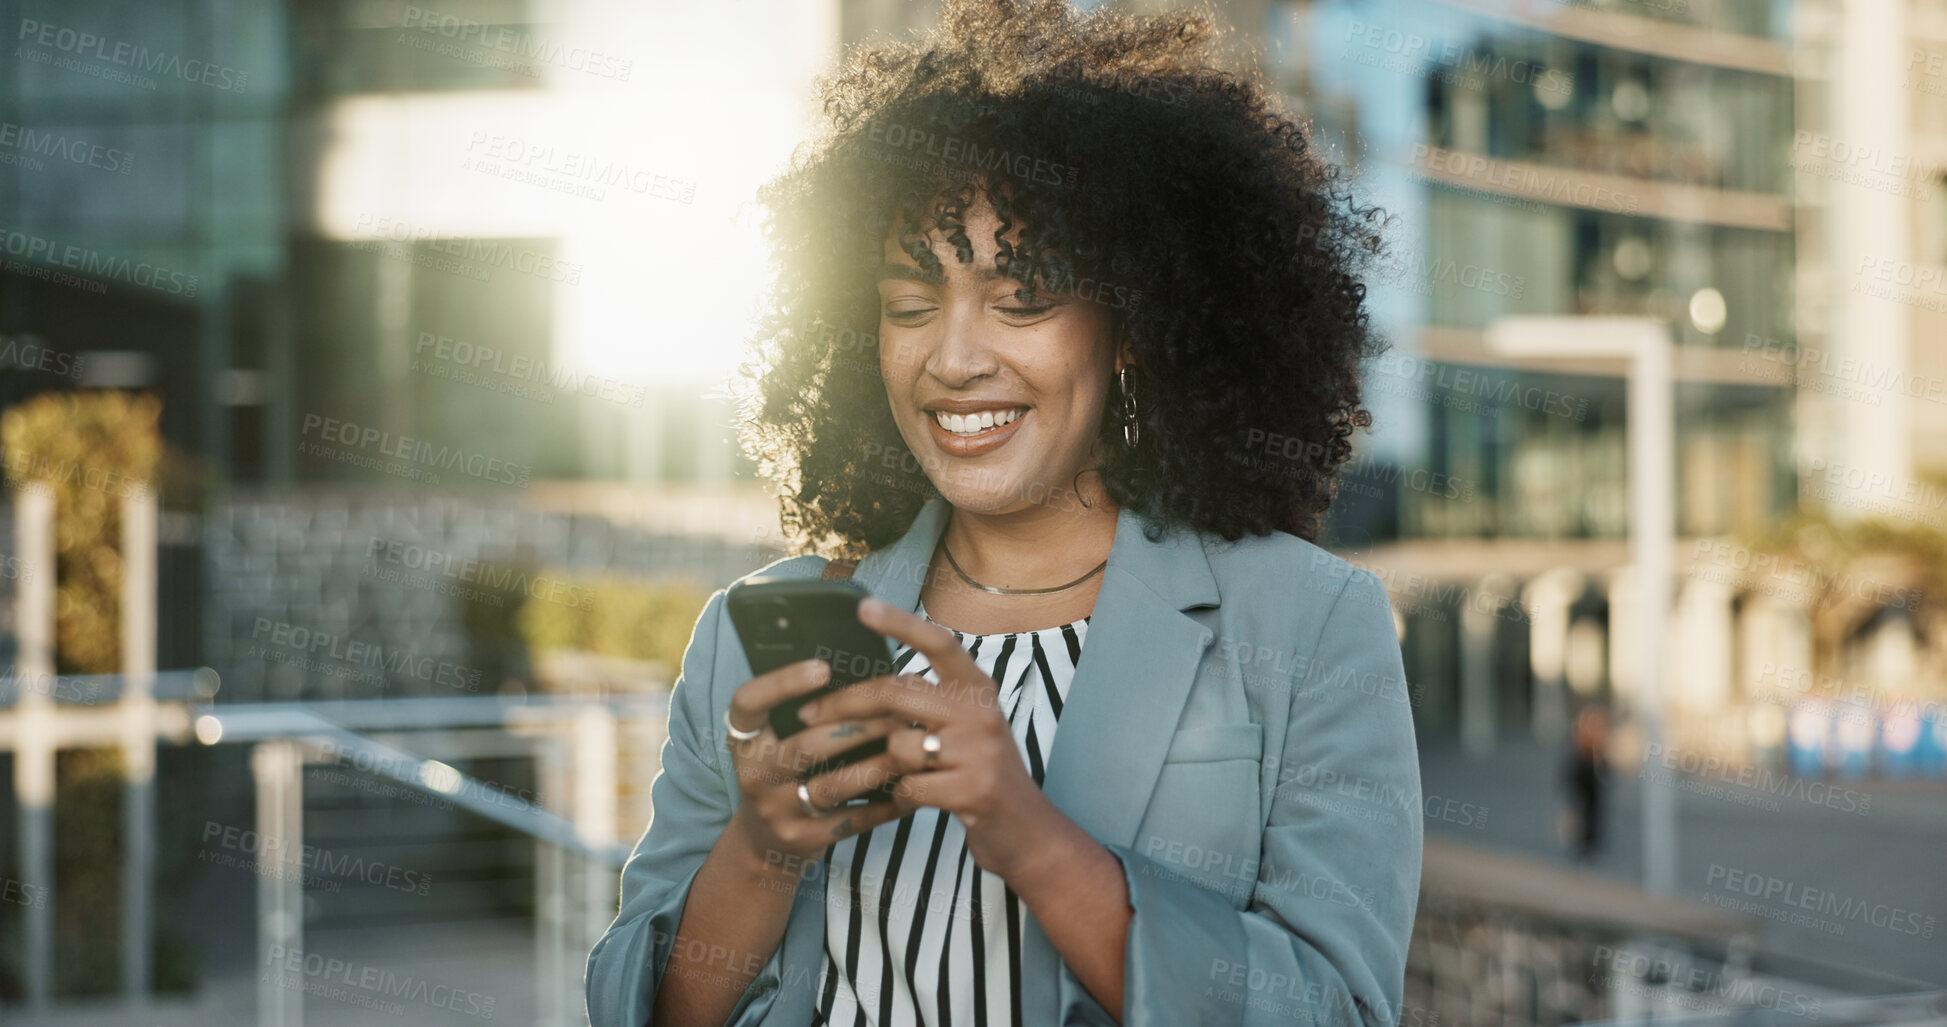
[921,732,943,765]
[797,782,827,818]
[724,708,763,742]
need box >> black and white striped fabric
[812,601,1091,1027]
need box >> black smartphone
[724,576,901,802]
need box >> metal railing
[1578,988,1947,1026]
[191,693,661,1027]
[0,668,666,1026]
[1408,838,1943,1027]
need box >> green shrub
[516,575,710,669]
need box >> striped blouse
[812,601,1091,1027]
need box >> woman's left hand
[794,596,1058,880]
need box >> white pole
[14,484,57,1009]
[1632,326,1677,896]
[255,740,305,1027]
[122,488,159,1001]
[1486,316,1678,895]
[576,704,619,1016]
[537,736,567,1027]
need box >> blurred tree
[1742,476,1947,688]
[2,390,162,673]
[1,390,170,998]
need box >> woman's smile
[923,401,1031,456]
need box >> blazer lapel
[1041,502,1220,846]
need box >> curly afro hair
[735,0,1388,558]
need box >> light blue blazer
[587,494,1423,1026]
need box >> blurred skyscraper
[1272,0,1942,764]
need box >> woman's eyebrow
[875,261,1019,286]
[877,261,945,285]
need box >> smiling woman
[734,0,1389,558]
[587,3,1420,1026]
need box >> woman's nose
[921,305,1002,385]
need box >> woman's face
[876,198,1123,517]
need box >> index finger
[857,597,977,679]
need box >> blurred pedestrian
[1563,704,1609,862]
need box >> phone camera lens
[774,615,789,631]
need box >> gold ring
[797,782,827,818]
[922,732,943,765]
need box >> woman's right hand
[724,657,912,861]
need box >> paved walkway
[4,917,544,1026]
[1419,738,1947,991]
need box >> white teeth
[933,408,1023,436]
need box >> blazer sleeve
[1062,567,1423,1027]
[585,589,788,1026]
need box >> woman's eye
[999,305,1054,318]
[884,306,935,323]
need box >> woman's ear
[1114,323,1135,370]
